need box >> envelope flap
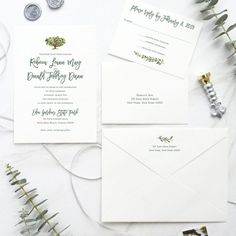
[103,128,227,178]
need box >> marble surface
[0,0,236,235]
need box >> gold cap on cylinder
[199,72,211,85]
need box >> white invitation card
[14,26,97,143]
[102,128,228,222]
[109,0,202,77]
[102,62,188,124]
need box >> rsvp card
[102,128,228,222]
[109,0,202,78]
[14,26,97,143]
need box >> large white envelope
[102,128,228,222]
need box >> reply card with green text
[14,26,97,143]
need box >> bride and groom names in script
[27,57,83,84]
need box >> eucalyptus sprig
[158,136,173,143]
[196,0,236,59]
[6,164,70,236]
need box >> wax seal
[24,3,42,21]
[47,0,64,9]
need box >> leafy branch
[158,136,173,143]
[6,164,70,236]
[196,0,236,60]
[133,51,164,65]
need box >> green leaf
[15,183,29,192]
[35,199,48,208]
[200,6,213,13]
[11,179,27,185]
[48,223,59,233]
[215,14,228,25]
[203,14,216,20]
[17,218,35,225]
[212,22,225,31]
[9,172,21,182]
[204,9,227,20]
[227,23,236,33]
[6,164,13,172]
[35,210,48,220]
[38,212,59,231]
[7,169,18,176]
[25,194,39,205]
[19,188,37,199]
[214,31,226,39]
[59,225,71,234]
[38,221,46,232]
[28,199,48,215]
[208,0,218,7]
[46,212,59,222]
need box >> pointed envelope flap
[103,128,227,179]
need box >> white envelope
[102,128,228,222]
[102,62,188,124]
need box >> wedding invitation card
[102,128,228,222]
[109,0,202,76]
[14,26,97,143]
[102,62,187,124]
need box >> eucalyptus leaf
[212,23,225,31]
[200,6,213,13]
[214,31,226,39]
[48,223,59,233]
[59,225,71,234]
[203,14,216,20]
[204,9,227,21]
[46,212,59,222]
[38,212,59,231]
[35,199,48,208]
[17,218,35,225]
[28,199,48,215]
[18,188,37,199]
[11,179,27,186]
[9,172,21,182]
[215,14,228,25]
[208,0,218,7]
[15,183,29,192]
[25,194,39,205]
[38,221,47,232]
[227,23,236,33]
[6,164,13,172]
[7,170,18,176]
[20,224,36,235]
[35,210,48,220]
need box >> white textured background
[1,0,236,235]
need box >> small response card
[109,0,202,78]
[14,26,97,143]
